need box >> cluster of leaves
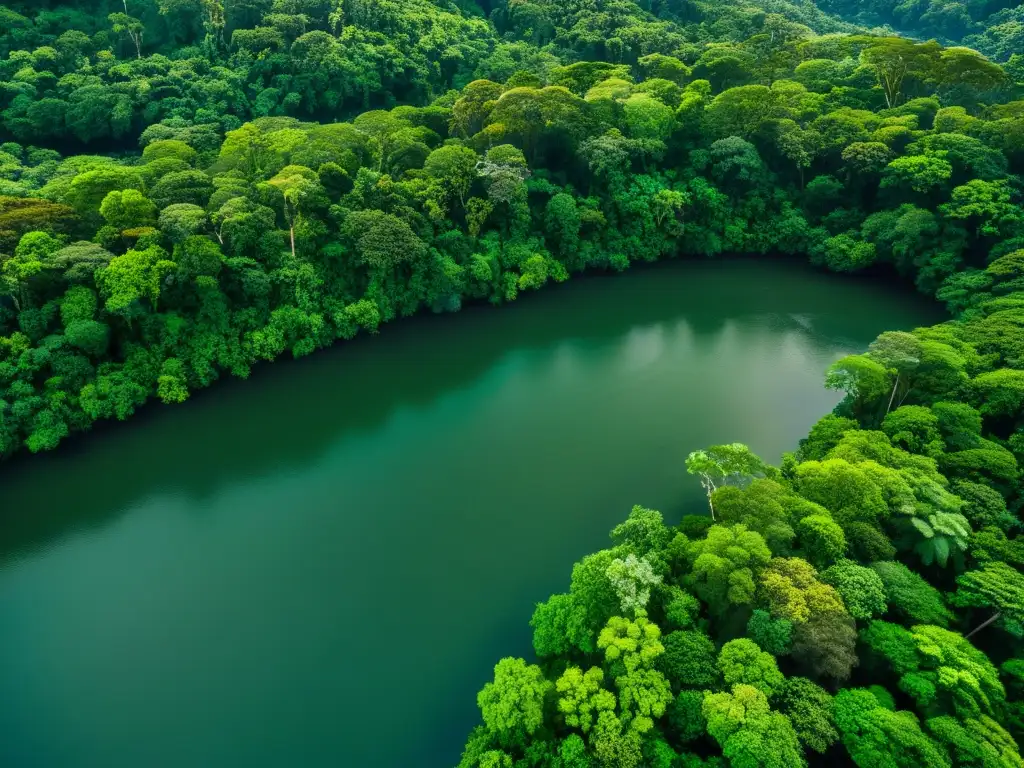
[0,11,1022,458]
[814,0,1024,68]
[0,0,497,148]
[0,1,1023,766]
[462,425,1024,766]
[0,0,872,154]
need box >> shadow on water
[0,257,942,564]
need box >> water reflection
[0,259,942,768]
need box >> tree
[759,557,846,625]
[987,251,1024,295]
[605,554,662,615]
[882,406,943,456]
[798,415,860,461]
[559,549,623,654]
[64,167,145,214]
[610,505,672,559]
[953,480,1016,532]
[901,508,971,569]
[0,197,78,252]
[577,130,633,190]
[871,560,953,627]
[556,666,615,733]
[932,402,983,450]
[662,586,701,631]
[597,614,664,674]
[66,319,110,357]
[954,562,1024,639]
[530,593,578,659]
[622,94,674,142]
[834,688,951,768]
[746,610,793,656]
[157,358,190,404]
[344,210,427,272]
[143,139,199,166]
[556,734,589,768]
[686,443,772,519]
[864,619,1005,719]
[711,480,803,555]
[882,154,953,195]
[47,242,114,284]
[718,638,785,697]
[927,714,1024,768]
[937,46,1007,92]
[791,611,858,681]
[825,355,891,422]
[451,80,505,138]
[775,123,823,187]
[861,39,941,109]
[95,244,176,321]
[668,690,706,744]
[353,111,412,172]
[893,624,1004,720]
[779,677,839,754]
[150,170,215,209]
[212,197,276,255]
[817,234,877,273]
[703,685,807,768]
[597,615,672,732]
[267,165,323,259]
[544,193,581,258]
[615,663,673,733]
[424,145,478,214]
[794,459,891,527]
[477,658,552,749]
[159,204,208,244]
[972,369,1024,419]
[639,54,691,84]
[79,371,148,422]
[705,137,769,196]
[109,12,144,58]
[821,560,887,621]
[868,331,924,414]
[687,524,771,614]
[797,514,847,568]
[590,710,643,768]
[843,142,893,176]
[175,236,223,280]
[100,189,157,232]
[704,86,789,140]
[658,630,719,689]
[940,180,1023,238]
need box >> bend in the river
[0,259,943,768]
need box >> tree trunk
[886,373,899,415]
[289,225,296,261]
[701,475,717,521]
[966,611,1001,640]
[898,385,913,407]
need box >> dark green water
[0,260,942,768]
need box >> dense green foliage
[1,0,1024,458]
[464,428,1024,764]
[1,1,1024,764]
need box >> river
[0,259,942,767]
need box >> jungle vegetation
[1,2,1024,767]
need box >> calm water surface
[0,260,942,767]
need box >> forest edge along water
[0,259,942,767]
